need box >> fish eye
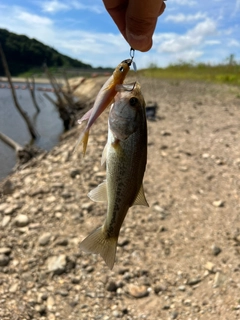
[119,66,124,72]
[129,97,138,106]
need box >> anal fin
[132,184,149,207]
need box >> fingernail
[126,31,152,52]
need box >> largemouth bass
[76,59,132,155]
[79,82,148,269]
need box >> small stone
[212,245,222,256]
[202,153,209,159]
[55,238,68,246]
[187,278,201,286]
[38,232,51,246]
[178,285,186,291]
[51,182,64,189]
[47,296,55,311]
[48,314,55,320]
[9,282,19,293]
[0,254,10,266]
[4,204,19,215]
[106,281,118,292]
[82,202,93,211]
[70,169,81,178]
[128,284,149,298]
[212,200,224,207]
[55,212,62,219]
[86,265,94,273]
[35,304,47,316]
[183,299,192,306]
[213,272,226,288]
[0,203,8,212]
[154,284,167,294]
[178,166,188,172]
[153,205,165,213]
[14,214,29,227]
[2,216,11,227]
[71,277,81,284]
[29,188,49,197]
[47,255,67,275]
[57,290,69,297]
[2,179,14,195]
[112,310,122,318]
[0,247,11,255]
[61,191,72,199]
[171,311,179,319]
[205,262,215,273]
[161,130,171,136]
[46,196,57,203]
[118,239,130,247]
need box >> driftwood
[0,43,37,139]
[0,131,42,167]
[0,131,23,152]
[43,66,86,130]
[26,77,40,113]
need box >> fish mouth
[121,58,132,66]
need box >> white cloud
[235,0,240,12]
[37,0,103,14]
[170,0,197,6]
[205,40,221,45]
[17,11,53,26]
[228,39,240,47]
[70,1,103,14]
[158,19,217,54]
[165,12,206,23]
[40,0,69,13]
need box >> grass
[138,62,240,86]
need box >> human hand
[103,0,166,52]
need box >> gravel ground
[0,77,240,320]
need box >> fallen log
[0,131,23,152]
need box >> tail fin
[73,129,89,155]
[79,227,117,269]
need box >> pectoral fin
[88,181,107,202]
[132,184,149,207]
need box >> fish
[79,82,148,269]
[76,59,132,155]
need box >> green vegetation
[140,56,240,86]
[0,28,92,76]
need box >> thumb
[125,0,165,52]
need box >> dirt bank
[0,77,240,319]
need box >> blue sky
[0,0,239,68]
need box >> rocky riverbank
[1,77,240,319]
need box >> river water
[0,82,63,181]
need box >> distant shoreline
[0,77,64,84]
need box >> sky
[0,0,239,69]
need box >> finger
[102,0,128,36]
[126,0,165,52]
